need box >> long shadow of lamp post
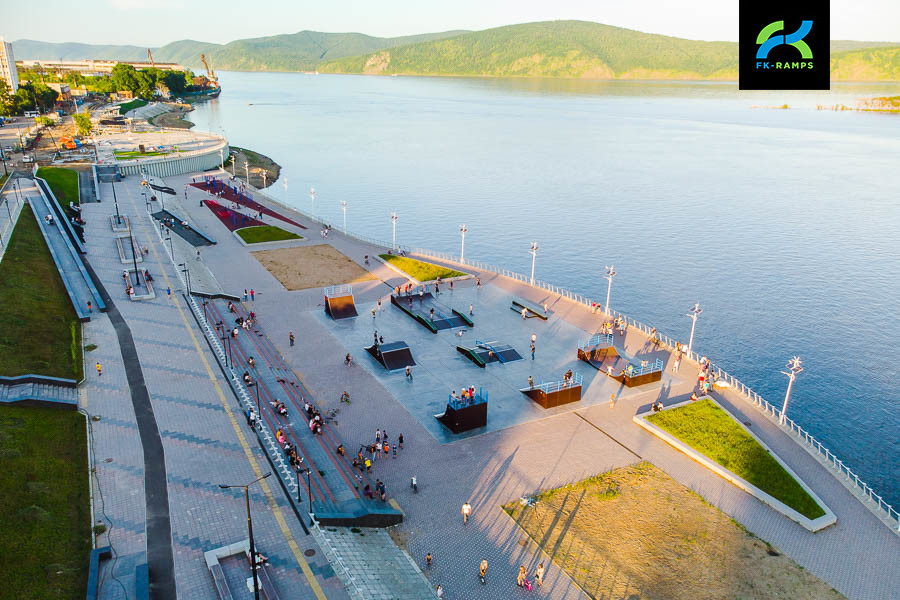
[218,472,271,600]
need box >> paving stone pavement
[80,175,348,600]
[83,169,900,599]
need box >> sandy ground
[151,107,194,129]
[251,244,376,290]
[229,146,280,189]
[503,463,845,600]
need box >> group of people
[362,478,387,501]
[304,400,325,435]
[319,225,332,238]
[596,315,627,337]
[450,386,479,405]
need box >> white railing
[231,176,900,534]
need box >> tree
[33,83,59,112]
[74,111,93,136]
[111,63,139,93]
[135,71,155,100]
[0,78,13,116]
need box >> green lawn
[113,149,172,159]
[647,399,825,519]
[378,254,466,281]
[0,205,82,379]
[118,98,148,115]
[0,173,8,188]
[36,167,79,206]
[0,405,91,599]
[235,225,302,244]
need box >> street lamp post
[244,160,250,183]
[218,472,272,600]
[529,242,539,286]
[230,155,236,176]
[262,171,267,189]
[298,467,313,525]
[309,187,315,217]
[178,263,191,295]
[341,200,347,233]
[391,212,398,250]
[130,228,141,287]
[604,265,616,315]
[219,148,224,171]
[779,357,803,425]
[686,302,702,354]
[459,224,467,263]
[110,181,122,225]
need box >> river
[189,71,900,509]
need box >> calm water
[190,72,900,508]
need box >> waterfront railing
[237,175,900,534]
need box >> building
[16,59,189,77]
[0,37,19,92]
[47,82,71,101]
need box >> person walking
[672,356,680,372]
[289,331,295,347]
[87,300,92,313]
[405,366,412,381]
[522,307,528,320]
[462,501,472,524]
[398,433,404,450]
[244,289,248,301]
[517,565,527,587]
[469,303,474,316]
[250,289,255,301]
[425,552,433,568]
[535,563,544,587]
[436,584,443,598]
[95,362,102,376]
[479,558,488,584]
[610,393,616,409]
[531,342,535,361]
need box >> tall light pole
[391,211,398,250]
[341,200,347,232]
[604,265,616,314]
[459,224,467,263]
[283,176,288,197]
[779,357,803,425]
[686,302,702,354]
[309,187,315,217]
[244,160,250,184]
[262,170,267,189]
[218,472,272,600]
[529,242,539,286]
[219,148,223,170]
[230,154,236,176]
[110,181,121,225]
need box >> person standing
[469,303,474,316]
[244,289,248,301]
[479,558,488,584]
[521,307,528,320]
[398,433,404,450]
[425,552,433,568]
[436,584,443,598]
[672,356,680,372]
[95,362,102,376]
[405,366,412,381]
[462,501,472,524]
[531,342,535,361]
[289,331,295,347]
[250,289,255,301]
[517,565,527,587]
[87,300,92,313]
[535,563,544,587]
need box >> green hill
[319,21,900,81]
[13,23,900,80]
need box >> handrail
[579,333,613,350]
[235,174,899,534]
[324,284,353,298]
[447,388,487,410]
[536,372,583,394]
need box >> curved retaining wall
[117,138,228,178]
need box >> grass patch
[236,225,302,244]
[0,173,8,188]
[36,167,79,206]
[113,149,173,159]
[647,399,825,519]
[0,405,91,599]
[378,254,465,282]
[0,205,82,379]
[118,98,148,115]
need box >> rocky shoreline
[225,145,281,189]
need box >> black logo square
[740,0,830,90]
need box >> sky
[2,0,899,46]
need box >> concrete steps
[0,381,79,407]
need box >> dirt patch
[252,244,375,290]
[228,146,280,189]
[151,107,194,129]
[503,462,844,600]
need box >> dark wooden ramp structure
[390,292,472,332]
[365,341,416,371]
[578,333,663,387]
[436,389,488,433]
[324,284,358,319]
[521,373,583,408]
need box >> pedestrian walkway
[311,525,436,599]
[28,184,104,319]
[0,175,26,263]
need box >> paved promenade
[76,168,899,599]
[80,176,347,599]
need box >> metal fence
[236,174,899,534]
[537,372,584,394]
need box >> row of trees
[14,64,193,102]
[0,79,60,116]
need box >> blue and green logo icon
[756,20,813,59]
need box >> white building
[0,37,19,92]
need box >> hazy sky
[3,0,899,46]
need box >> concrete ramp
[325,294,358,319]
[366,342,416,371]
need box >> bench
[244,549,280,600]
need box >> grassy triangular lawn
[647,399,825,519]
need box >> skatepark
[318,282,690,443]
